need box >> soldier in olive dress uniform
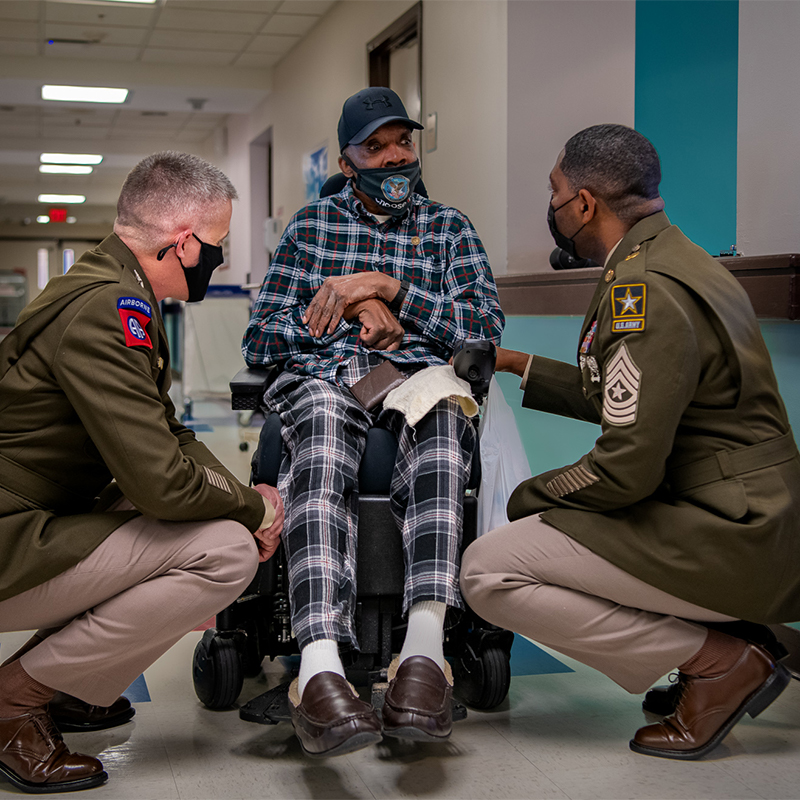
[0,152,283,794]
[461,124,800,761]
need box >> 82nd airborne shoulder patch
[610,283,646,333]
[117,296,153,349]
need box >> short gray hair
[115,151,237,245]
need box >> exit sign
[49,207,68,223]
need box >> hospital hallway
[2,396,799,800]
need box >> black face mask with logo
[547,194,586,260]
[341,154,421,217]
[157,233,225,302]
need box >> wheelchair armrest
[230,365,274,411]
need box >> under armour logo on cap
[363,95,392,111]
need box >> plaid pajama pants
[263,355,476,649]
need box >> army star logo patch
[603,343,640,426]
[611,283,646,333]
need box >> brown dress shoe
[382,656,454,742]
[0,708,107,793]
[289,673,382,758]
[50,692,135,733]
[631,643,792,760]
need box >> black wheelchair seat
[193,346,513,726]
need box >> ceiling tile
[42,42,140,61]
[140,47,236,66]
[263,13,318,36]
[246,34,298,54]
[0,1,39,22]
[146,28,250,51]
[166,1,282,14]
[279,1,336,16]
[0,20,39,41]
[44,2,158,27]
[232,51,282,69]
[154,6,268,34]
[0,40,39,56]
[44,22,148,47]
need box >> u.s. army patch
[610,283,646,333]
[602,342,640,426]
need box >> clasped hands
[302,272,404,351]
[252,483,284,563]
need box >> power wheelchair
[192,340,515,727]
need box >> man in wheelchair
[242,87,504,757]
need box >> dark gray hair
[115,151,237,244]
[560,125,661,223]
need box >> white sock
[398,600,446,671]
[297,639,345,699]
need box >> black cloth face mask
[157,233,224,302]
[547,194,586,260]
[341,154,421,217]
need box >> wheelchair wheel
[453,644,511,710]
[193,629,243,709]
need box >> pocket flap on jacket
[683,479,748,521]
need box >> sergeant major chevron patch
[602,342,640,426]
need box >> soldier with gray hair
[0,151,283,793]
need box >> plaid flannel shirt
[242,182,505,383]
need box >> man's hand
[303,273,400,338]
[495,347,531,378]
[252,483,284,563]
[346,298,404,351]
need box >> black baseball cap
[337,87,423,152]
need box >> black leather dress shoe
[0,707,108,794]
[382,656,453,742]
[289,673,382,758]
[50,692,135,733]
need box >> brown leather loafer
[631,643,792,760]
[289,673,382,758]
[382,656,453,742]
[0,708,107,793]
[50,692,135,733]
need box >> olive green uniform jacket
[0,234,265,602]
[508,212,800,622]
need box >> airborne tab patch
[610,283,646,333]
[117,297,153,349]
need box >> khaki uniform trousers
[0,504,258,706]
[460,514,736,694]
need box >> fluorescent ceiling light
[38,194,86,204]
[101,0,157,3]
[42,85,129,104]
[39,165,93,175]
[41,153,103,165]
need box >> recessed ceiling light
[39,165,93,175]
[42,85,129,104]
[37,216,50,224]
[41,153,103,165]
[38,194,86,204]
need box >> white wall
[737,1,800,257]
[506,0,636,275]
[422,0,507,275]
[222,0,510,286]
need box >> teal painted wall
[634,0,738,256]
[499,316,800,477]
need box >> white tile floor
[2,397,799,800]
